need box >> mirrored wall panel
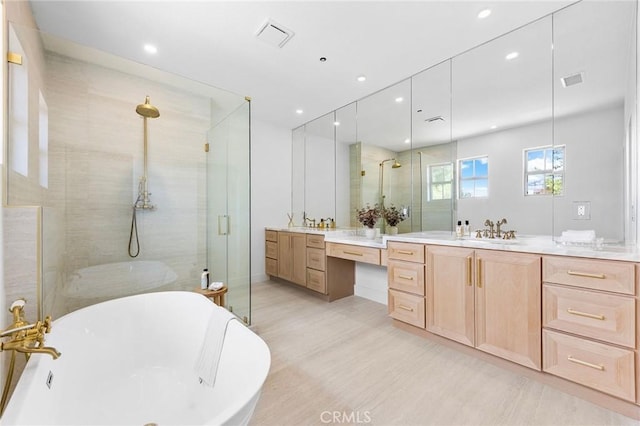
[292,0,637,244]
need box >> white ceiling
[27,0,577,130]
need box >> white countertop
[266,227,640,262]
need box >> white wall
[250,118,291,283]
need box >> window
[525,146,564,195]
[428,163,453,200]
[459,156,488,198]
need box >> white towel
[559,229,596,243]
[194,305,237,387]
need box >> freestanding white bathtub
[1,291,270,425]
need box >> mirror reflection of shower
[129,95,160,257]
[378,158,401,208]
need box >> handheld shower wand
[129,96,160,257]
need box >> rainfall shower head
[380,158,401,168]
[136,96,160,118]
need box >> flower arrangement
[383,205,407,227]
[356,204,382,229]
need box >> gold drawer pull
[344,251,363,256]
[476,258,482,288]
[567,356,604,371]
[397,250,414,255]
[567,308,605,321]
[398,274,414,281]
[398,305,414,312]
[567,270,606,279]
[466,256,472,286]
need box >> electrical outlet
[572,201,591,220]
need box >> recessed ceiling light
[404,138,411,144]
[144,44,158,54]
[395,97,404,103]
[477,9,492,19]
[333,121,340,126]
[319,57,327,62]
[356,75,367,82]
[505,51,519,61]
[295,109,304,115]
[490,125,497,130]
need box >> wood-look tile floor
[249,280,638,426]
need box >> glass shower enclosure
[5,23,251,322]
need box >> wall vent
[256,19,295,48]
[561,72,584,88]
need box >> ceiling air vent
[561,72,584,88]
[425,115,444,123]
[256,19,295,48]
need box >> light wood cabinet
[475,249,542,371]
[326,242,381,265]
[387,242,426,329]
[426,247,541,370]
[265,230,278,277]
[544,329,636,402]
[305,234,326,294]
[426,246,475,347]
[542,255,637,402]
[278,232,306,286]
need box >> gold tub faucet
[0,299,61,359]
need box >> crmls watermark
[320,410,372,424]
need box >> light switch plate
[572,201,591,220]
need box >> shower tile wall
[40,52,210,314]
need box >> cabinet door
[475,250,541,370]
[277,232,292,280]
[291,233,307,286]
[426,246,475,347]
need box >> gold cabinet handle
[567,356,604,371]
[398,305,414,312]
[398,250,414,255]
[567,308,605,321]
[567,270,606,279]
[476,258,482,288]
[398,274,414,281]
[344,251,363,256]
[466,256,472,286]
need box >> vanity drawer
[543,329,636,402]
[306,234,325,249]
[388,242,425,263]
[265,241,278,259]
[543,256,635,295]
[388,260,425,295]
[388,289,425,329]
[306,247,326,271]
[266,258,278,276]
[265,230,278,242]
[306,268,326,294]
[543,284,636,348]
[326,243,381,265]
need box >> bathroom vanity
[265,227,640,418]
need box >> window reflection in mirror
[452,16,552,236]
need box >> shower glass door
[207,101,251,324]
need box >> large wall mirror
[292,0,637,244]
